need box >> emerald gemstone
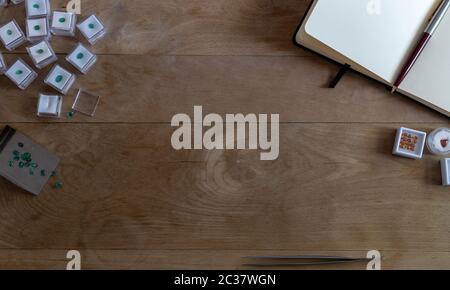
[36,49,44,54]
[76,52,84,59]
[33,3,39,8]
[18,142,24,148]
[21,152,31,161]
[34,25,41,31]
[88,23,95,29]
[40,170,46,177]
[15,70,23,75]
[55,75,63,83]
[6,29,12,36]
[59,17,66,23]
[53,181,63,189]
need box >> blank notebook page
[399,11,450,115]
[304,0,440,83]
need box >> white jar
[427,128,450,156]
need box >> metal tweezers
[242,255,372,267]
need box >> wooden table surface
[0,0,448,270]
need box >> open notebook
[294,0,450,117]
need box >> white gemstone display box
[51,11,77,37]
[5,59,38,90]
[26,40,57,69]
[26,17,51,42]
[442,159,450,186]
[0,52,7,75]
[37,94,62,118]
[392,127,427,159]
[25,0,50,18]
[0,20,27,51]
[44,64,76,95]
[66,43,97,74]
[77,15,107,44]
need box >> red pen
[392,0,450,93]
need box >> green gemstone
[34,25,41,31]
[40,169,46,177]
[15,70,23,75]
[6,29,12,36]
[59,17,66,23]
[21,152,31,161]
[76,53,84,59]
[18,142,24,148]
[31,163,38,168]
[33,3,39,8]
[18,162,25,168]
[36,49,44,54]
[29,170,34,176]
[51,170,57,177]
[66,111,74,119]
[13,156,20,161]
[53,181,63,189]
[13,150,19,156]
[8,161,14,168]
[55,75,63,83]
[88,23,95,29]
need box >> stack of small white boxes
[0,0,105,118]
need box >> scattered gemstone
[18,142,24,148]
[21,152,31,162]
[40,169,46,177]
[53,181,63,189]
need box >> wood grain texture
[2,249,450,270]
[0,0,447,270]
[0,123,448,253]
[0,0,310,55]
[0,54,446,123]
